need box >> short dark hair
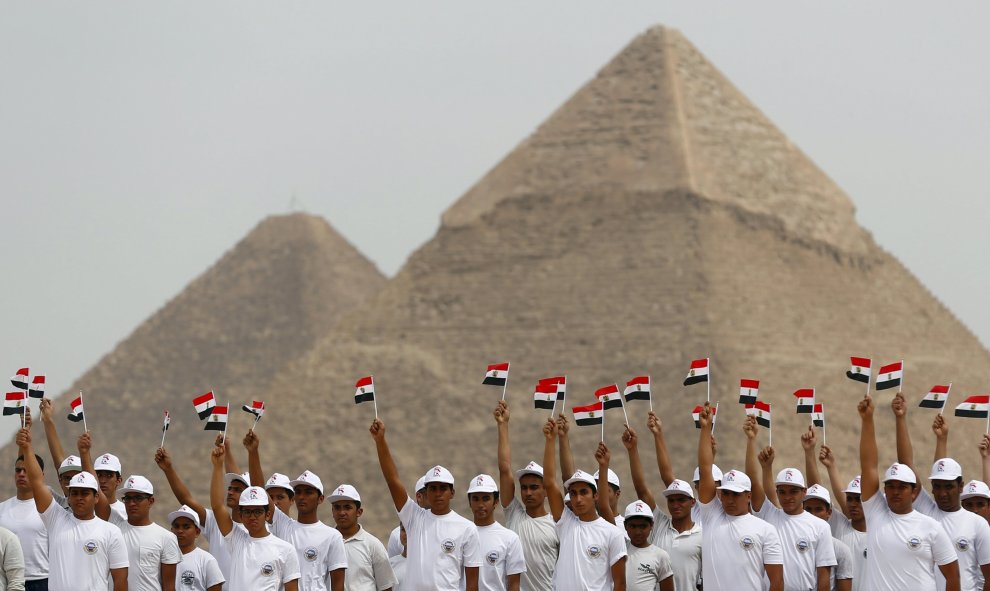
[15,454,44,472]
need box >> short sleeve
[397,496,420,530]
[202,552,226,587]
[161,531,182,565]
[974,515,990,567]
[282,542,301,583]
[270,506,294,540]
[928,524,957,566]
[461,523,482,568]
[606,526,627,568]
[387,526,403,558]
[505,533,527,576]
[814,524,837,567]
[39,499,69,531]
[107,527,129,569]
[862,491,887,524]
[652,505,672,530]
[761,525,784,566]
[828,509,851,538]
[324,533,348,572]
[913,488,939,518]
[655,548,674,581]
[369,537,397,591]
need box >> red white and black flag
[533,382,557,410]
[812,404,826,428]
[241,401,265,418]
[683,358,709,386]
[483,363,509,387]
[354,376,375,404]
[3,392,25,416]
[193,391,216,420]
[739,379,759,404]
[162,410,171,432]
[745,401,772,428]
[204,406,228,431]
[954,396,990,419]
[28,375,45,399]
[846,357,872,384]
[624,376,651,402]
[573,402,604,426]
[692,405,717,429]
[595,384,623,410]
[539,376,567,401]
[794,389,815,414]
[920,385,951,410]
[67,396,85,422]
[875,361,904,391]
[9,368,28,390]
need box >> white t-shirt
[470,522,526,591]
[755,501,837,590]
[341,525,396,591]
[223,527,300,591]
[39,501,128,591]
[697,496,783,591]
[828,511,867,591]
[109,500,127,521]
[388,555,406,591]
[625,542,673,591]
[915,489,990,591]
[270,509,348,591]
[503,498,557,591]
[109,512,182,591]
[387,526,403,558]
[175,547,225,591]
[0,496,48,580]
[397,497,481,591]
[861,492,957,591]
[649,506,702,591]
[832,536,853,589]
[552,508,627,591]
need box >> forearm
[42,417,67,468]
[627,445,656,509]
[826,463,849,516]
[496,423,514,502]
[652,430,676,486]
[934,434,948,464]
[761,460,777,508]
[860,415,879,497]
[805,448,822,486]
[375,437,408,510]
[247,448,264,487]
[559,434,574,481]
[894,415,915,471]
[816,566,830,591]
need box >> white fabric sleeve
[161,531,182,565]
[930,525,958,567]
[387,526,403,558]
[397,496,419,529]
[505,533,527,576]
[203,552,226,588]
[761,526,784,566]
[325,535,348,571]
[606,527,628,568]
[461,524,482,568]
[107,527,130,569]
[814,525,837,567]
[369,537,397,591]
[974,514,990,567]
[281,543,301,583]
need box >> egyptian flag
[67,396,84,422]
[692,405,717,428]
[204,406,228,431]
[9,368,28,390]
[683,358,709,386]
[954,396,990,419]
[28,375,45,399]
[846,357,872,384]
[354,376,375,404]
[573,402,604,426]
[162,411,171,432]
[595,384,623,410]
[920,385,950,409]
[533,382,557,410]
[539,376,567,401]
[624,376,651,402]
[483,363,509,386]
[876,361,904,391]
[794,389,815,413]
[745,401,772,428]
[193,391,216,420]
[812,404,825,428]
[242,401,265,418]
[739,379,759,404]
[3,392,25,416]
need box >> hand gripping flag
[573,402,604,426]
[533,382,557,410]
[739,379,759,404]
[812,404,825,428]
[241,401,265,418]
[9,368,28,390]
[692,405,717,429]
[67,396,85,422]
[483,363,509,387]
[920,385,950,410]
[539,376,566,401]
[745,401,772,428]
[193,391,216,420]
[954,396,989,419]
[595,384,623,410]
[683,359,709,386]
[204,406,229,431]
[3,392,25,416]
[846,357,872,384]
[794,389,815,414]
[624,377,651,402]
[875,361,904,391]
[28,375,45,399]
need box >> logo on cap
[486,551,499,565]
[969,483,979,492]
[890,465,899,475]
[434,467,443,477]
[126,478,135,487]
[441,539,455,554]
[336,487,345,495]
[636,502,645,512]
[726,472,736,481]
[100,456,110,465]
[853,477,861,487]
[937,461,945,472]
[83,540,98,554]
[587,544,602,559]
[527,462,537,469]
[784,470,794,482]
[249,489,259,500]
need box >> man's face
[624,516,653,546]
[13,461,30,494]
[518,475,546,510]
[68,487,97,518]
[293,485,323,516]
[566,482,597,518]
[720,489,751,516]
[170,517,200,549]
[883,480,916,514]
[121,492,154,521]
[268,488,293,515]
[426,483,454,513]
[226,481,247,509]
[96,470,121,497]
[469,492,497,523]
[605,484,621,512]
[776,484,806,515]
[665,494,695,520]
[962,497,990,521]
[331,499,362,530]
[845,493,864,522]
[931,479,962,512]
[239,504,271,534]
[803,498,831,522]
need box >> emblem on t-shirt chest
[260,562,275,576]
[956,538,971,552]
[180,570,195,587]
[83,539,98,555]
[796,539,810,553]
[739,536,755,550]
[906,536,922,551]
[486,551,500,565]
[304,547,319,561]
[441,539,456,554]
[586,544,602,559]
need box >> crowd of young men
[2,392,990,590]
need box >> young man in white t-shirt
[555,415,624,531]
[695,403,784,591]
[168,505,225,591]
[541,418,626,590]
[891,393,990,590]
[264,473,294,519]
[37,399,80,509]
[465,474,526,591]
[803,485,854,591]
[15,427,128,591]
[209,445,300,591]
[746,420,837,591]
[328,483,396,591]
[369,418,481,591]
[493,399,557,591]
[91,451,126,521]
[387,477,427,559]
[0,452,51,589]
[856,393,960,590]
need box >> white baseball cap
[774,468,807,489]
[289,470,324,495]
[168,505,201,528]
[515,461,544,480]
[661,479,695,499]
[424,465,455,486]
[804,484,831,505]
[693,464,723,482]
[265,472,293,492]
[564,470,597,490]
[328,484,361,503]
[58,455,82,476]
[238,486,269,507]
[623,500,654,520]
[593,468,621,489]
[961,480,990,500]
[68,471,99,491]
[415,476,427,493]
[467,474,499,494]
[844,476,862,494]
[117,475,154,497]
[95,453,121,473]
[224,472,251,488]
[929,458,963,481]
[883,463,917,485]
[717,469,752,493]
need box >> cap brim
[515,469,544,480]
[661,490,695,499]
[717,484,750,493]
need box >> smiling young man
[328,484,396,591]
[465,474,525,591]
[493,400,557,591]
[0,452,51,589]
[857,393,960,590]
[168,505,225,591]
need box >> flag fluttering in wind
[739,379,759,404]
[539,376,566,401]
[3,392,25,416]
[812,404,825,428]
[354,377,375,404]
[162,411,171,432]
[28,375,45,399]
[846,357,872,384]
[573,402,604,426]
[794,389,815,414]
[692,405,716,429]
[920,385,951,410]
[67,396,85,423]
[875,361,904,391]
[745,401,772,428]
[193,391,216,420]
[533,382,557,410]
[9,368,28,390]
[595,385,623,410]
[683,359,709,386]
[624,377,651,402]
[483,363,509,387]
[241,401,265,418]
[954,396,989,419]
[204,406,228,431]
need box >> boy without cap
[168,505,225,591]
[369,418,480,591]
[493,400,558,591]
[329,483,396,591]
[466,474,526,591]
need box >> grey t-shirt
[503,497,558,591]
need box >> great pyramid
[0,213,386,510]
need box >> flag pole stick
[160,412,168,448]
[559,377,567,419]
[811,388,816,425]
[711,402,720,435]
[618,385,630,425]
[371,375,379,420]
[501,363,509,402]
[866,360,871,398]
[601,404,605,443]
[822,403,827,447]
[898,360,905,394]
[549,392,557,422]
[769,418,773,448]
[222,400,229,445]
[648,375,653,413]
[81,391,88,433]
[941,383,951,417]
[707,358,711,403]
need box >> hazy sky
[1,2,988,436]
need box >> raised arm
[556,415,575,482]
[698,403,716,503]
[622,424,656,510]
[78,432,111,520]
[494,400,514,508]
[219,434,241,476]
[802,426,822,486]
[859,395,879,501]
[39,398,67,470]
[543,419,563,521]
[647,411,676,487]
[370,418,408,512]
[981,435,990,484]
[743,416,766,510]
[758,446,778,509]
[243,430,264,488]
[819,445,850,518]
[154,447,207,525]
[891,393,917,477]
[15,428,53,513]
[210,445,233,536]
[932,414,949,463]
[596,442,615,524]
